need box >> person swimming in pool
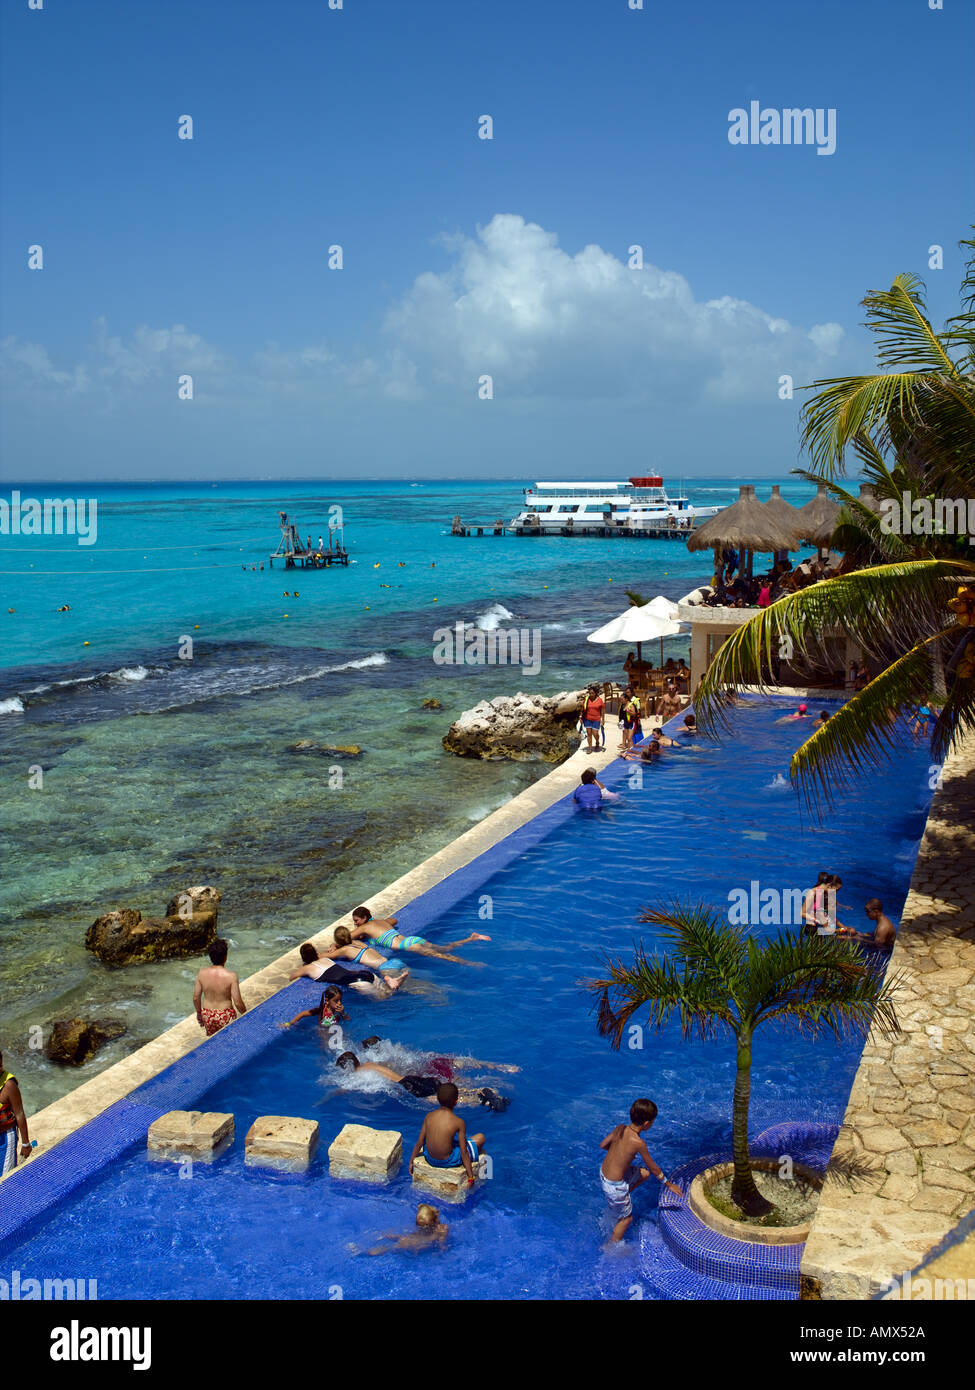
[778,702,810,723]
[358,1035,520,1076]
[321,927,410,986]
[282,984,348,1030]
[362,1203,449,1256]
[348,906,490,963]
[288,943,395,999]
[334,1052,510,1110]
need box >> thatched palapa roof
[798,483,841,547]
[763,484,806,542]
[687,484,801,554]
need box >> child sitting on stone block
[409,1083,484,1186]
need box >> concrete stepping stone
[244,1115,319,1172]
[328,1123,402,1183]
[411,1153,487,1203]
[147,1109,234,1162]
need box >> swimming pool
[1,699,936,1300]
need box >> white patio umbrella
[639,595,680,621]
[587,605,684,668]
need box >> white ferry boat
[510,477,723,535]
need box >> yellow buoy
[83,640,90,645]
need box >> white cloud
[384,214,848,401]
[1,215,850,412]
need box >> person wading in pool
[0,1049,32,1175]
[334,1051,510,1111]
[193,938,247,1036]
[348,906,490,963]
[320,926,410,987]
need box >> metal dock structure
[269,511,350,569]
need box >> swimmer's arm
[600,1125,624,1151]
[281,1008,317,1028]
[408,1119,427,1175]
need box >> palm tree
[587,903,900,1218]
[696,236,975,808]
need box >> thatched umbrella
[798,483,841,550]
[688,484,800,580]
[763,485,805,538]
[857,483,882,513]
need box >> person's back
[194,939,245,1036]
[574,772,602,809]
[423,1105,463,1158]
[600,1123,645,1182]
[198,963,233,1006]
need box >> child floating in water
[599,1098,682,1244]
[362,1204,449,1256]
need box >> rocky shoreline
[442,689,585,762]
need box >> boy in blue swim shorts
[409,1083,485,1187]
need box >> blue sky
[1,0,972,480]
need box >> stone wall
[801,732,975,1299]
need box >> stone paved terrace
[801,731,975,1300]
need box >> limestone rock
[45,1017,127,1066]
[412,1153,486,1203]
[164,885,221,930]
[289,741,362,757]
[328,1123,402,1183]
[147,1110,234,1161]
[245,1115,319,1172]
[422,698,442,709]
[443,690,585,762]
[86,902,217,967]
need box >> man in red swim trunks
[193,938,247,1036]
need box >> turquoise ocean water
[0,476,817,1108]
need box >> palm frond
[861,274,959,377]
[788,639,954,811]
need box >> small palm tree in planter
[587,902,900,1219]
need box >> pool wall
[800,729,975,1300]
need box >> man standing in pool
[348,906,490,962]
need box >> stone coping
[800,730,975,1300]
[1,734,619,1189]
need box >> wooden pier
[269,511,350,569]
[449,515,699,541]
